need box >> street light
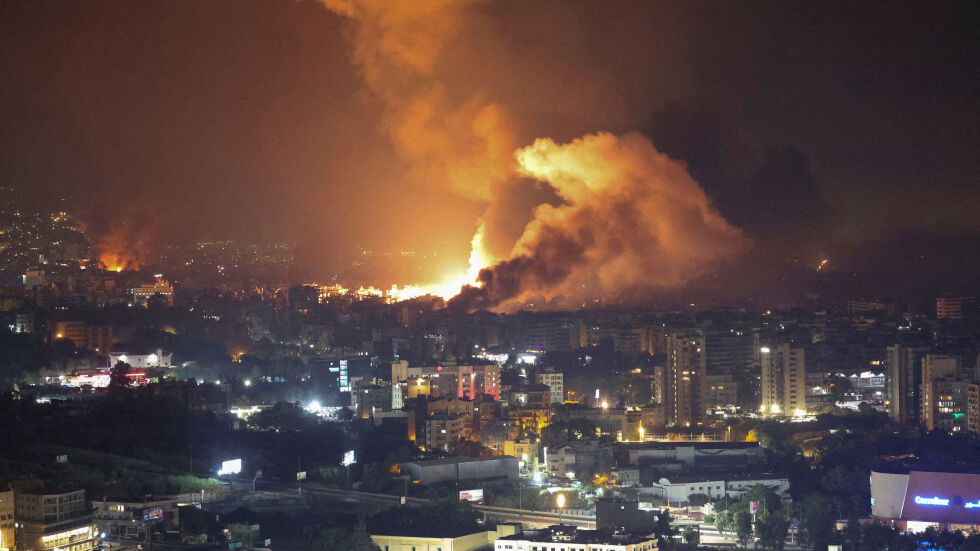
[556,493,567,526]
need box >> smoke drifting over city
[2,1,978,298]
[323,1,747,308]
[450,133,748,310]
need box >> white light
[217,458,242,476]
[760,347,770,353]
[244,379,251,387]
[307,400,321,412]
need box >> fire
[98,252,130,272]
[386,228,493,302]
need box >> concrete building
[923,377,971,433]
[373,524,518,551]
[615,442,765,473]
[936,296,973,320]
[15,488,98,551]
[760,344,805,417]
[920,354,960,430]
[871,463,980,532]
[108,350,172,369]
[0,490,12,551]
[968,383,980,437]
[666,329,706,427]
[644,474,789,504]
[424,414,469,451]
[536,369,565,405]
[495,526,658,551]
[705,374,738,410]
[887,345,928,424]
[400,456,518,485]
[131,277,174,307]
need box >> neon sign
[914,496,950,506]
[965,501,980,509]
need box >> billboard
[142,507,164,521]
[218,458,242,476]
[342,450,356,467]
[749,500,760,515]
[459,489,484,503]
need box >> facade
[0,490,12,551]
[425,414,468,451]
[923,378,971,433]
[871,465,980,532]
[705,374,738,409]
[373,525,518,551]
[666,330,706,427]
[616,442,765,472]
[760,344,805,417]
[400,456,518,485]
[108,350,172,369]
[131,277,174,307]
[15,489,98,551]
[536,370,565,405]
[968,383,979,437]
[645,474,789,503]
[920,355,960,431]
[495,526,658,551]
[887,345,928,424]
[936,296,973,320]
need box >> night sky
[2,0,977,297]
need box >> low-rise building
[401,456,518,485]
[372,524,518,551]
[0,490,13,551]
[643,474,790,504]
[15,488,98,551]
[495,525,658,551]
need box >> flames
[94,222,147,272]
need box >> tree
[108,361,131,392]
[687,493,711,507]
[312,521,379,551]
[797,493,838,551]
[653,509,674,549]
[714,509,734,535]
[734,511,753,548]
[246,401,315,431]
[827,374,852,404]
[756,514,790,551]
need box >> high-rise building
[923,377,971,433]
[886,345,928,425]
[536,368,565,405]
[666,329,707,427]
[936,296,974,320]
[760,344,806,417]
[920,354,961,431]
[967,383,979,437]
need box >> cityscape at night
[0,1,978,550]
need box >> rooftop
[406,455,517,466]
[498,525,656,545]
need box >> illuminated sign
[342,450,355,467]
[459,489,484,503]
[965,501,980,509]
[218,458,242,476]
[914,496,950,506]
[142,507,164,521]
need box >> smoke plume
[321,0,519,266]
[325,1,749,309]
[450,133,749,310]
